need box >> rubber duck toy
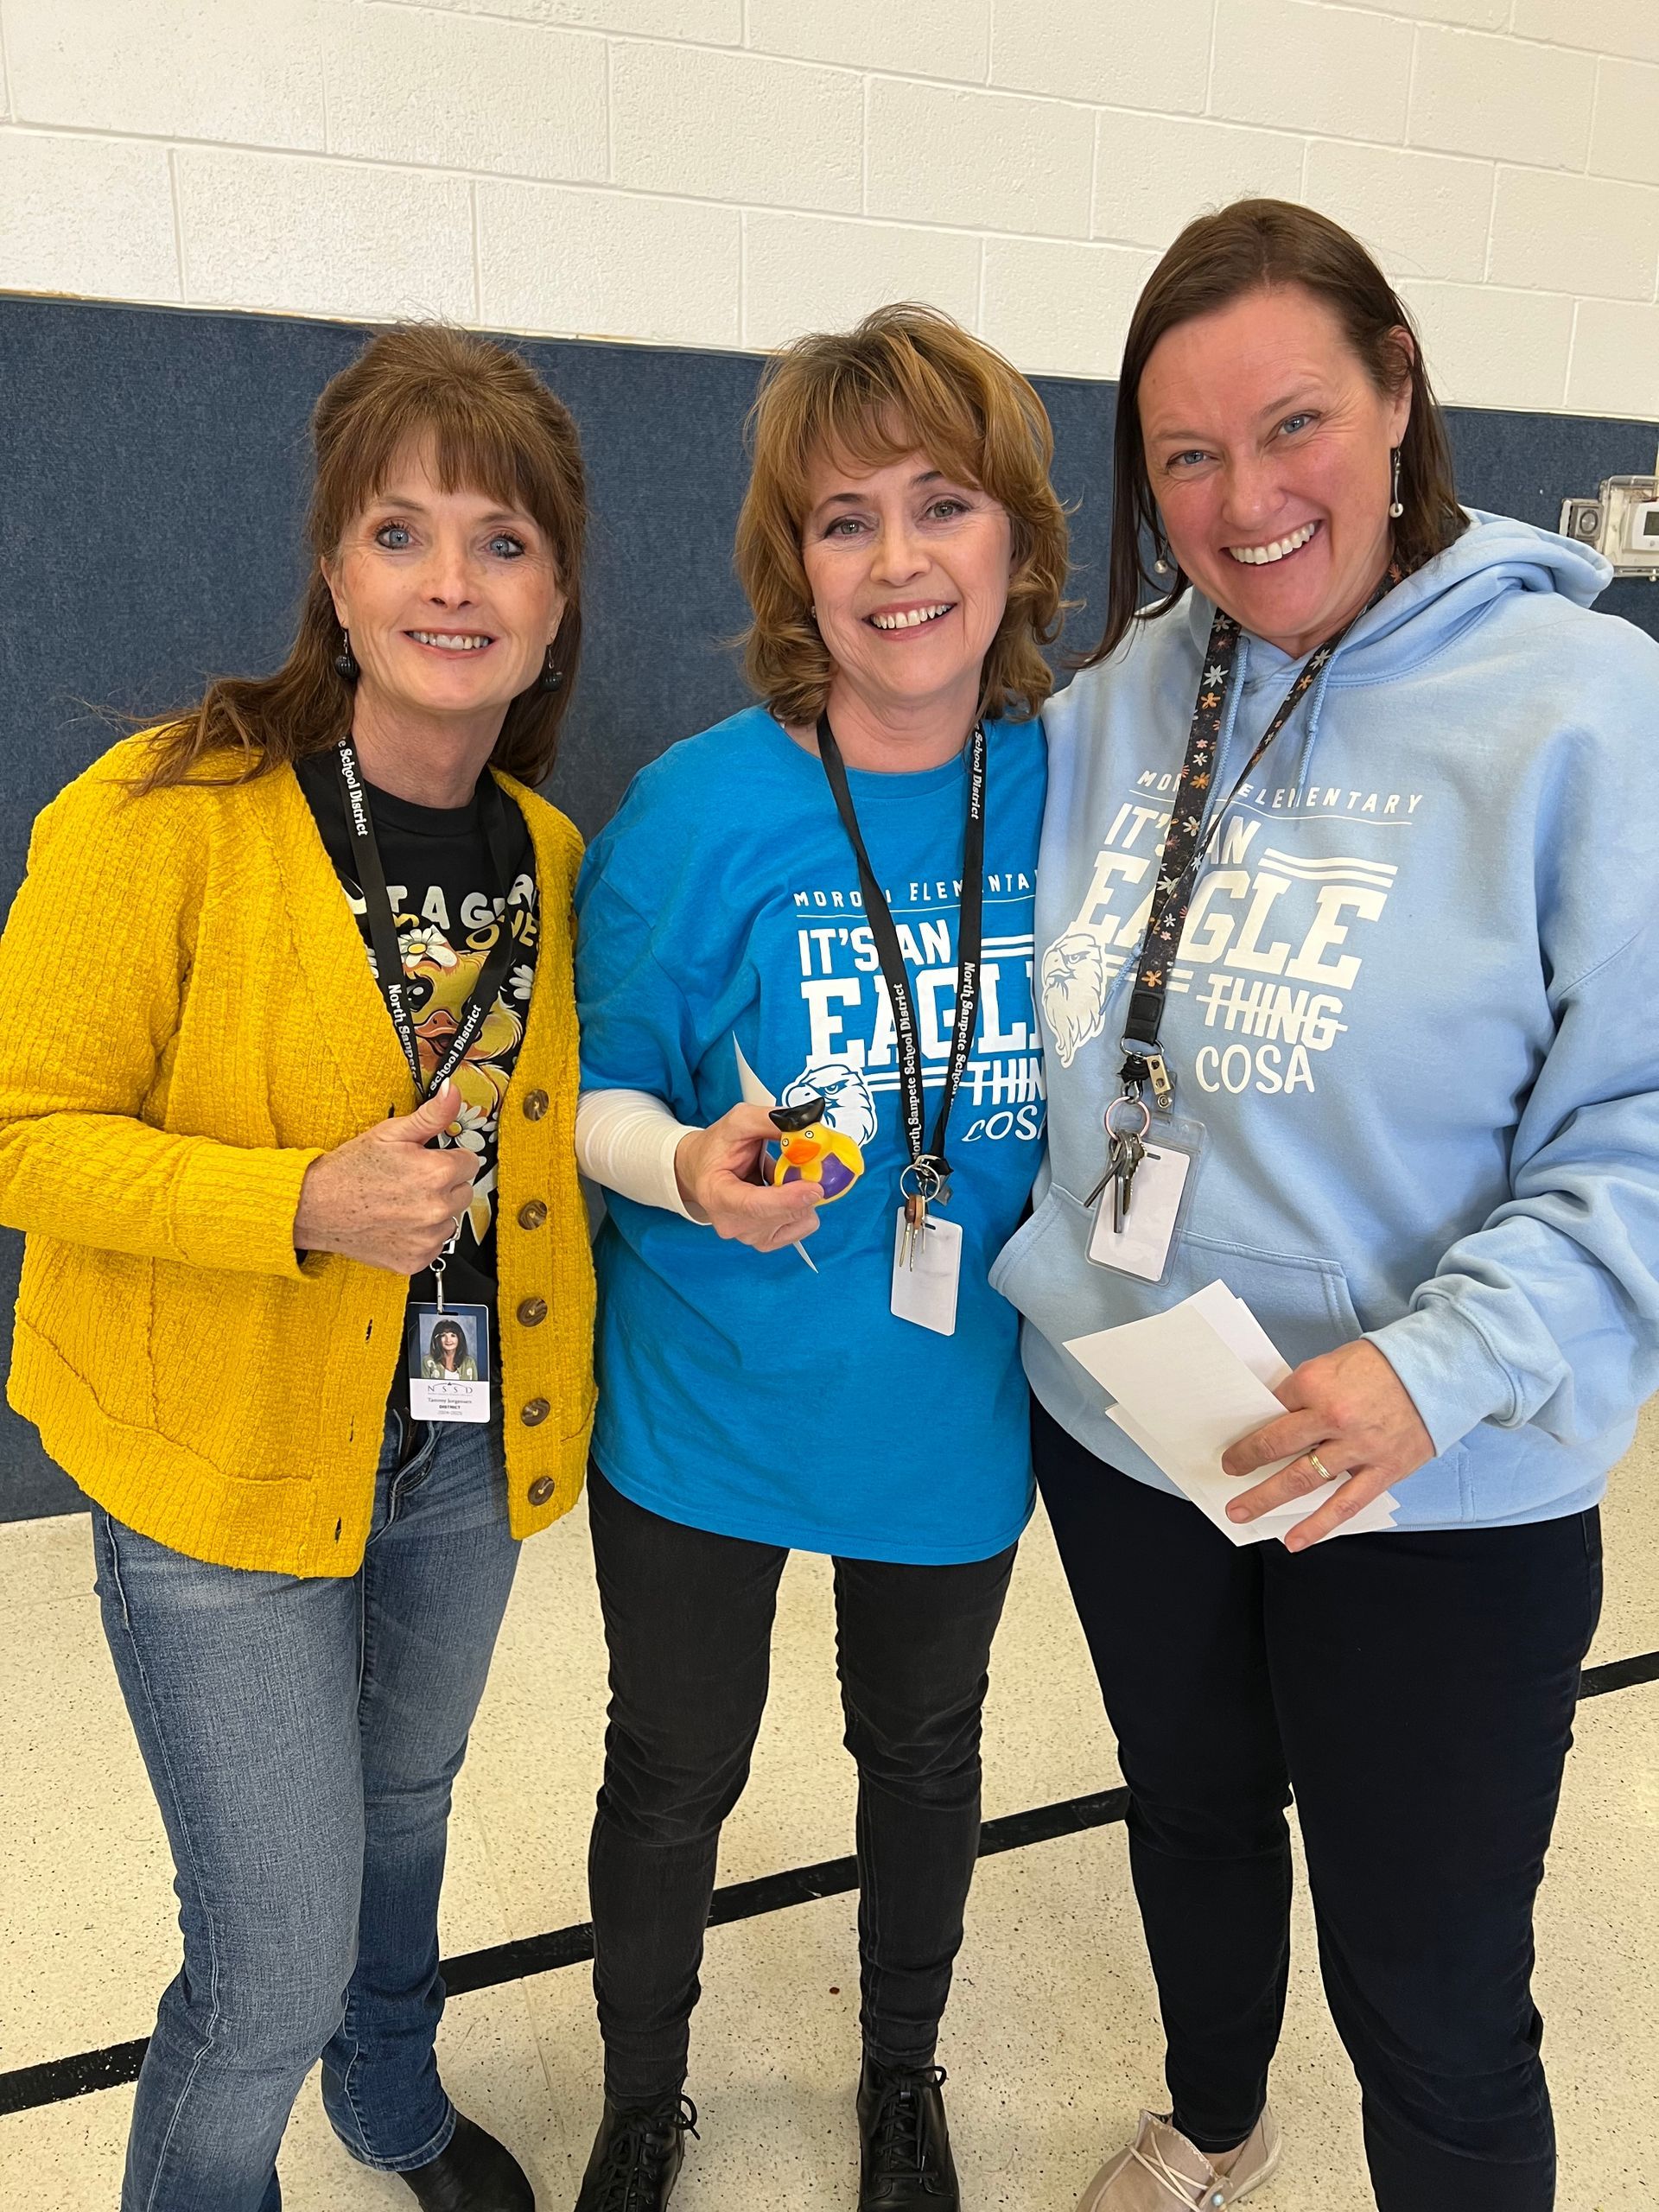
[766,1093,865,1205]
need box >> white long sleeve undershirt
[574,1087,704,1221]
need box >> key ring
[899,1160,944,1204]
[1103,1095,1152,1146]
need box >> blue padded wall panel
[0,295,1654,1517]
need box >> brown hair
[1086,198,1467,667]
[140,324,588,791]
[736,304,1071,728]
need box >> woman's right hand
[674,1103,823,1251]
[293,1082,480,1274]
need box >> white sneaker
[1077,2107,1281,2210]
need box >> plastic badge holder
[1085,1113,1207,1286]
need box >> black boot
[856,2055,960,2208]
[399,2112,535,2210]
[573,2094,697,2212]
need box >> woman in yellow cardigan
[0,327,595,2212]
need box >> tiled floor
[3,1410,1656,2210]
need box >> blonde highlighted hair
[736,305,1070,728]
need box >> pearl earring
[1389,448,1405,520]
[333,628,359,683]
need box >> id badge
[408,1302,493,1422]
[1086,1117,1205,1286]
[890,1211,963,1337]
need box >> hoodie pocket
[1177,1233,1471,1516]
[991,1185,1370,1367]
[992,1196,1473,1521]
[989,1178,1122,1351]
[1170,1230,1363,1370]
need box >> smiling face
[322,436,565,747]
[1139,283,1412,659]
[799,447,1014,741]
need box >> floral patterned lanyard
[1119,562,1406,1115]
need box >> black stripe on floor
[1580,1646,1659,1698]
[2,1653,1651,2119]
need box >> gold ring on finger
[1306,1449,1338,1484]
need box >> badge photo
[408,1302,492,1423]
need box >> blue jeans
[92,1410,520,2212]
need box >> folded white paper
[1065,1283,1398,1547]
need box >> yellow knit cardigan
[0,736,595,1575]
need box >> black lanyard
[1119,566,1402,1109]
[816,712,987,1188]
[334,741,531,1096]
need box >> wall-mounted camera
[1560,459,1659,582]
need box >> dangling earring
[1154,555,1171,576]
[541,645,563,693]
[1389,448,1404,520]
[334,628,359,683]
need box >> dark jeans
[1033,1399,1602,2212]
[585,1465,1015,2107]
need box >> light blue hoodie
[991,512,1659,1529]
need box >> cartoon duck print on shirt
[364,901,534,1255]
[289,741,539,1281]
[398,925,528,1243]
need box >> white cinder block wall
[0,0,1656,420]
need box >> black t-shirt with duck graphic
[296,749,539,1342]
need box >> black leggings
[1033,1398,1602,2212]
[585,1466,1015,2107]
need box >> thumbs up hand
[293,1082,482,1274]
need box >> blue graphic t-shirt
[575,704,1047,1564]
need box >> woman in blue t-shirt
[570,306,1069,2212]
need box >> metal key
[1085,1131,1146,1218]
[1086,1092,1154,1224]
[1112,1134,1146,1231]
[902,1188,928,1271]
[1084,1147,1116,1210]
[899,1161,945,1271]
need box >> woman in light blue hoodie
[993,201,1659,2212]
